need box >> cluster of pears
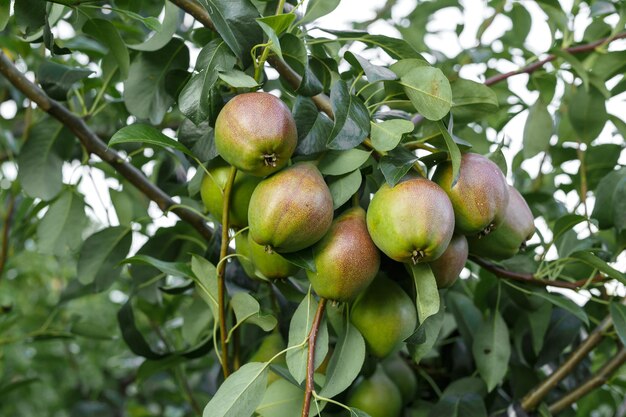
[200,92,535,370]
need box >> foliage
[0,0,625,417]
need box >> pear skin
[307,207,380,302]
[347,365,403,417]
[429,234,468,288]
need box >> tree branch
[0,193,15,281]
[520,299,626,412]
[0,52,214,243]
[301,298,327,417]
[470,256,607,290]
[547,347,626,414]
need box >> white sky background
[0,0,624,300]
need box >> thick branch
[0,52,214,242]
[470,256,607,290]
[548,347,626,414]
[301,298,327,417]
[520,303,624,411]
[0,193,15,281]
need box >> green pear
[200,158,261,228]
[366,176,455,264]
[468,185,535,260]
[248,162,334,253]
[428,234,468,289]
[432,153,509,236]
[351,277,417,358]
[234,231,256,279]
[347,365,403,417]
[307,207,380,302]
[383,354,418,405]
[249,332,286,384]
[247,232,299,280]
[214,92,297,177]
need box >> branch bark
[548,347,626,414]
[0,193,15,281]
[0,52,214,243]
[301,298,327,417]
[470,256,607,290]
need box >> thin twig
[301,298,327,417]
[470,256,607,290]
[0,193,15,281]
[216,166,237,378]
[0,52,214,243]
[548,347,626,414]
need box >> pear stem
[217,166,237,378]
[301,297,328,417]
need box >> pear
[249,332,286,384]
[347,365,403,417]
[428,234,468,289]
[366,177,455,264]
[468,185,535,260]
[383,354,418,405]
[432,153,509,236]
[351,277,417,358]
[307,207,380,302]
[248,162,334,253]
[247,232,299,280]
[214,92,297,177]
[234,231,256,279]
[200,158,261,228]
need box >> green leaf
[472,311,510,392]
[0,0,10,31]
[450,79,498,121]
[231,292,277,332]
[190,255,220,318]
[256,15,295,60]
[124,38,189,124]
[552,214,587,243]
[37,61,93,101]
[256,379,303,417]
[610,302,626,348]
[507,283,589,326]
[218,69,259,88]
[447,291,482,347]
[344,52,398,83]
[117,300,167,360]
[370,119,415,152]
[203,362,269,417]
[321,29,424,60]
[408,302,445,363]
[110,124,194,157]
[327,170,362,210]
[568,86,607,143]
[179,40,236,125]
[286,294,329,384]
[0,377,40,399]
[128,2,181,51]
[14,0,45,35]
[401,67,452,121]
[199,0,263,66]
[122,255,194,278]
[591,169,626,229]
[77,227,132,291]
[409,263,440,323]
[318,149,371,176]
[570,251,626,284]
[528,302,552,355]
[17,120,64,201]
[83,19,129,80]
[37,190,87,256]
[300,0,340,25]
[280,247,317,272]
[319,321,365,398]
[379,147,419,187]
[327,80,371,150]
[293,96,333,155]
[436,121,461,187]
[523,99,553,158]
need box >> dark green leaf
[293,96,333,155]
[344,52,398,83]
[523,99,553,158]
[450,79,498,121]
[256,379,303,417]
[472,311,510,391]
[610,302,626,348]
[568,86,607,143]
[199,0,263,66]
[83,19,130,80]
[436,121,461,186]
[122,255,194,278]
[128,2,181,52]
[552,214,587,244]
[379,147,420,186]
[327,169,362,209]
[178,119,219,161]
[110,124,194,157]
[37,61,93,101]
[447,291,482,347]
[124,38,189,124]
[321,29,424,60]
[231,292,277,332]
[327,80,370,150]
[408,303,445,363]
[0,0,10,31]
[409,263,440,323]
[401,67,452,121]
[318,149,371,175]
[319,321,365,398]
[0,377,40,399]
[190,255,220,318]
[77,226,132,291]
[570,251,626,284]
[300,0,341,25]
[117,300,167,360]
[15,0,45,35]
[37,189,87,256]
